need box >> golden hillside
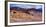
[10,9,42,22]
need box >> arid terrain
[10,8,42,23]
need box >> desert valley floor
[10,8,42,23]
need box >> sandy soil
[10,10,42,23]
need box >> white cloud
[10,4,42,9]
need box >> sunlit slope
[10,9,42,22]
[10,10,32,19]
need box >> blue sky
[10,4,42,9]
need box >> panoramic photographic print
[8,2,44,25]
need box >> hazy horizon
[10,4,42,9]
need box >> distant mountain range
[10,7,42,12]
